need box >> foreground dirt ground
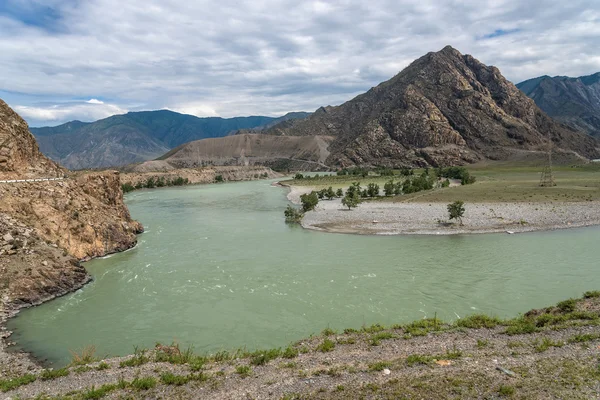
[2,293,600,399]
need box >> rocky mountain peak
[0,99,63,179]
[264,46,600,167]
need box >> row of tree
[122,176,191,193]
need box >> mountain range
[30,111,310,169]
[517,73,600,138]
[261,46,598,167]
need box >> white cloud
[0,0,598,126]
[13,101,127,126]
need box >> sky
[0,0,599,127]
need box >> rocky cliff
[517,73,600,139]
[265,46,600,167]
[0,99,142,313]
[0,100,64,180]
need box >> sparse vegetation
[447,200,465,225]
[317,338,336,352]
[69,345,98,366]
[236,365,252,377]
[40,368,70,380]
[0,374,36,392]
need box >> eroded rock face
[0,99,64,179]
[265,46,600,167]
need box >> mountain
[517,73,600,138]
[263,46,600,167]
[157,133,334,171]
[30,110,309,169]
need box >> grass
[235,365,252,378]
[568,333,600,343]
[498,385,516,397]
[370,331,396,346]
[0,374,36,392]
[286,164,600,204]
[282,345,299,359]
[368,361,392,371]
[250,348,281,366]
[477,339,489,348]
[69,345,98,366]
[130,376,156,391]
[583,290,600,299]
[456,314,502,329]
[119,348,150,368]
[403,318,443,337]
[533,337,564,352]
[40,368,70,380]
[316,338,336,353]
[406,354,434,366]
[557,298,577,313]
[160,372,207,385]
[322,327,336,336]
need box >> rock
[41,261,48,266]
[2,233,13,242]
[382,368,391,375]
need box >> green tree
[294,173,304,180]
[300,191,319,212]
[325,186,336,200]
[383,180,395,196]
[342,191,361,210]
[146,177,156,188]
[215,175,224,183]
[447,201,465,225]
[336,188,344,197]
[367,183,380,197]
[284,205,304,223]
[122,183,135,193]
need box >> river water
[7,179,600,366]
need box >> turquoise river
[7,178,600,366]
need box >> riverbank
[2,293,600,399]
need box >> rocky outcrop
[0,99,63,179]
[517,73,600,138]
[120,165,283,188]
[264,46,600,167]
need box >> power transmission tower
[539,147,556,187]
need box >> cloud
[0,0,599,126]
[12,100,127,126]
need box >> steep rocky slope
[517,73,600,138]
[0,98,142,324]
[265,46,600,167]
[31,111,309,169]
[158,133,335,171]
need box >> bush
[122,183,135,193]
[325,186,336,200]
[294,173,304,180]
[342,191,361,210]
[366,183,380,197]
[384,180,395,196]
[336,188,344,197]
[447,201,465,225]
[215,175,224,183]
[284,205,304,223]
[300,191,319,212]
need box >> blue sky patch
[481,28,521,39]
[0,1,65,32]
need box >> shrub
[130,376,156,391]
[40,368,70,380]
[300,191,319,212]
[557,298,577,313]
[447,201,465,225]
[282,346,299,359]
[215,175,224,183]
[336,188,343,197]
[583,290,600,298]
[456,314,501,329]
[284,205,304,223]
[316,338,335,352]
[366,183,380,197]
[122,183,135,193]
[384,180,395,196]
[236,365,252,377]
[294,173,304,180]
[250,348,281,365]
[342,191,361,210]
[69,345,98,366]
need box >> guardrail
[0,177,66,184]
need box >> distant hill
[155,133,334,171]
[263,46,600,167]
[517,73,600,138]
[30,110,309,169]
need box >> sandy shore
[285,185,600,235]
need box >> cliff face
[0,99,142,318]
[0,99,63,179]
[265,46,600,167]
[517,73,600,138]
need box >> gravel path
[286,186,600,235]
